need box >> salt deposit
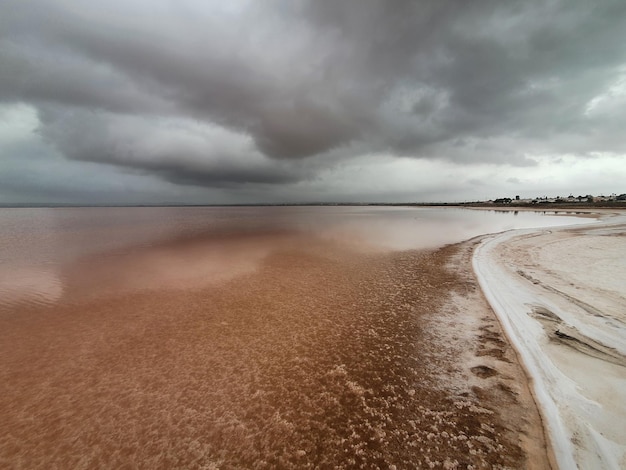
[473,212,626,469]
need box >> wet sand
[0,223,552,469]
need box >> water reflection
[312,207,590,251]
[0,266,63,311]
[64,232,287,298]
[0,207,593,309]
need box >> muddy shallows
[1,238,542,469]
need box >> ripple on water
[0,266,64,311]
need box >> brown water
[0,207,584,468]
[0,206,584,310]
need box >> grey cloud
[1,0,625,195]
[37,106,307,188]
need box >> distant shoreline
[2,201,625,209]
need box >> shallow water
[0,206,587,311]
[0,206,590,468]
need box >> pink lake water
[0,206,591,469]
[0,206,587,311]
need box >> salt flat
[474,212,626,469]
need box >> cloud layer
[1,0,625,202]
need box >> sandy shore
[474,213,626,469]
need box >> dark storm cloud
[1,0,625,191]
[36,105,305,187]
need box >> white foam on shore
[473,214,626,469]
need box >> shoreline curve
[472,212,626,469]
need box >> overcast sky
[1,0,625,204]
